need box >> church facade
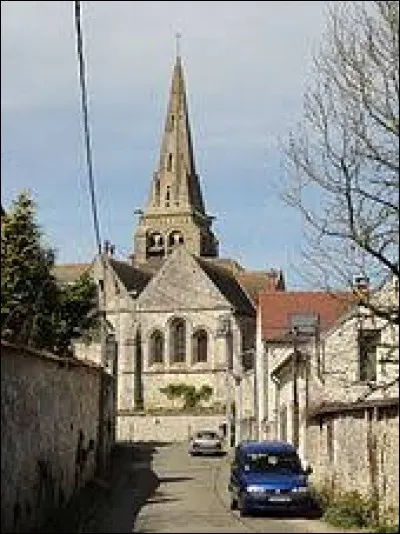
[56,52,285,432]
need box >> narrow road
[46,442,366,533]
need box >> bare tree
[281,1,399,323]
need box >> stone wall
[116,413,225,443]
[1,342,115,534]
[307,403,399,523]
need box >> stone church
[55,52,285,424]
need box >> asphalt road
[44,441,366,533]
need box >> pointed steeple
[133,41,219,267]
[150,47,205,214]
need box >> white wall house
[255,277,399,523]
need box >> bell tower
[133,40,219,267]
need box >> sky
[1,0,329,289]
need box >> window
[150,330,164,364]
[243,452,302,474]
[359,329,380,382]
[192,329,208,363]
[168,231,184,248]
[167,153,173,171]
[155,180,160,206]
[171,318,186,363]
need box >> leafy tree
[281,1,399,323]
[51,272,99,356]
[1,190,98,355]
[1,190,57,345]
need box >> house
[255,276,399,523]
[306,276,399,523]
[254,290,354,461]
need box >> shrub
[159,383,213,410]
[322,489,376,529]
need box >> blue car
[228,440,313,517]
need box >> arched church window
[149,330,164,365]
[168,231,184,249]
[170,318,186,363]
[148,232,164,256]
[192,329,208,363]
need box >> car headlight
[291,486,309,493]
[246,485,265,493]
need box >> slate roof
[53,253,281,314]
[259,291,355,341]
[202,258,284,306]
[108,258,152,295]
[53,258,152,297]
[238,270,285,304]
[195,257,255,316]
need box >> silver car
[189,430,224,456]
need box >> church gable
[136,246,230,312]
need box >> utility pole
[289,313,319,454]
[292,327,300,449]
[217,315,233,450]
[96,249,109,477]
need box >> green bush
[159,383,213,410]
[322,489,376,529]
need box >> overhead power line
[73,1,109,388]
[73,0,102,255]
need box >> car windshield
[196,432,218,440]
[243,451,302,474]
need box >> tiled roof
[307,396,399,419]
[108,258,152,295]
[53,263,92,284]
[259,291,355,341]
[195,257,255,316]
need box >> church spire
[149,37,205,213]
[132,42,219,266]
[175,31,181,60]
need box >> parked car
[228,440,313,517]
[188,430,224,456]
